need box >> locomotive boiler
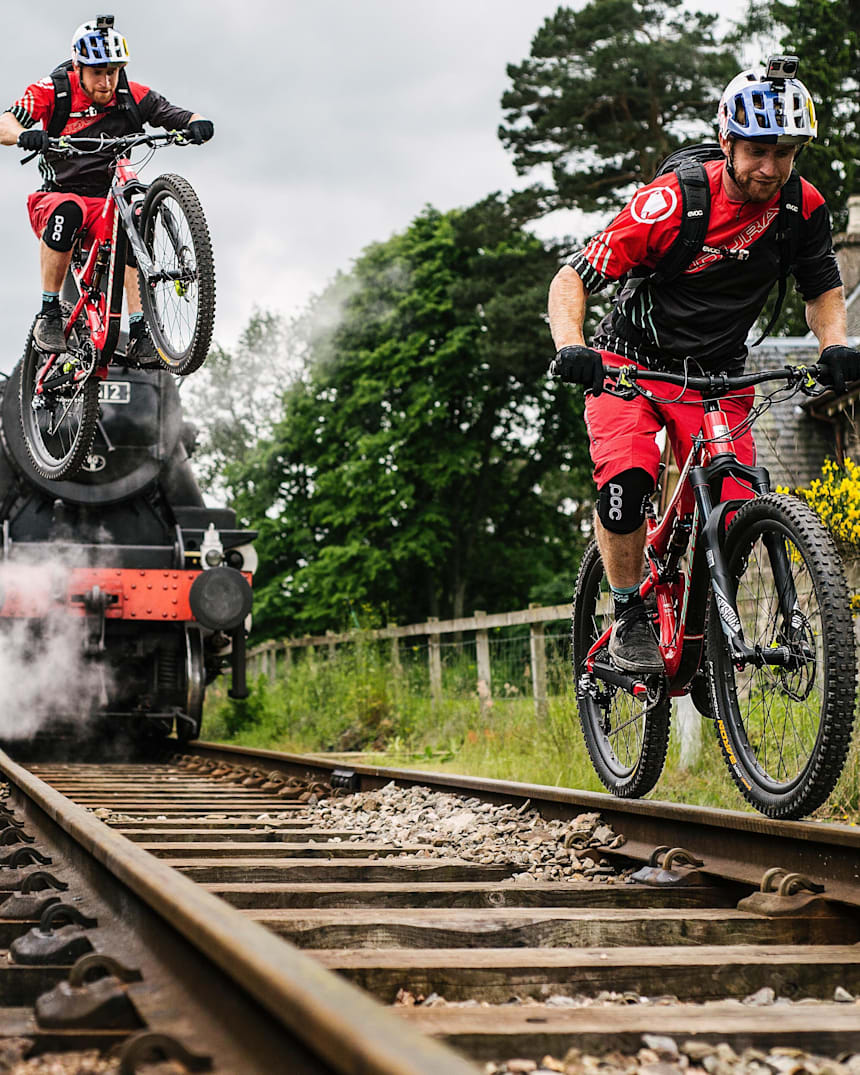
[0,354,254,743]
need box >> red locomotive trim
[0,566,253,622]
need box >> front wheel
[17,317,100,481]
[138,173,215,376]
[572,539,670,797]
[707,493,857,819]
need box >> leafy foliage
[223,197,593,638]
[498,0,739,217]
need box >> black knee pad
[597,468,654,534]
[41,201,83,252]
[125,244,137,269]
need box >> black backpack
[633,141,802,346]
[47,59,143,138]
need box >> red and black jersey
[7,69,193,196]
[567,158,842,371]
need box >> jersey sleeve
[130,81,194,130]
[792,180,842,302]
[566,175,684,293]
[5,77,56,129]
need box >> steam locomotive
[0,349,254,743]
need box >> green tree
[499,0,739,218]
[227,197,593,639]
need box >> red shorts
[27,191,106,242]
[585,352,756,513]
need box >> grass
[204,635,860,825]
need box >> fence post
[261,645,270,681]
[388,624,401,676]
[282,643,292,677]
[529,604,547,718]
[326,630,337,658]
[427,616,442,706]
[474,610,492,711]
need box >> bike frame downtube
[111,170,156,278]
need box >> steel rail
[188,741,860,907]
[0,748,477,1075]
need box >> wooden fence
[246,602,579,716]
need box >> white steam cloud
[0,556,114,741]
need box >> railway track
[1,741,859,1073]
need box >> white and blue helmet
[71,18,130,66]
[718,66,817,145]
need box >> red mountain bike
[17,131,215,480]
[571,363,857,819]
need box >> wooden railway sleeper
[116,1030,212,1074]
[11,900,98,964]
[35,952,144,1031]
[631,844,706,885]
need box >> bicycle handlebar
[19,129,197,165]
[547,359,824,397]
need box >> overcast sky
[0,1,747,368]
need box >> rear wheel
[572,540,670,797]
[707,494,856,819]
[17,314,100,481]
[138,174,215,376]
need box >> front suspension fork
[690,468,799,669]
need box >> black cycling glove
[17,129,49,153]
[817,344,860,394]
[551,345,605,396]
[188,119,214,144]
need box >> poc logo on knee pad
[51,215,65,244]
[598,469,655,534]
[608,483,624,522]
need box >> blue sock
[41,291,59,315]
[610,582,642,618]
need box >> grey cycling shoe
[125,325,161,368]
[32,309,67,353]
[608,603,664,675]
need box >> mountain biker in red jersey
[0,16,213,361]
[548,61,860,676]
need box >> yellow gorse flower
[792,457,860,549]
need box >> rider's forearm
[805,286,848,352]
[548,265,589,349]
[0,111,25,146]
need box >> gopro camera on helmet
[95,15,115,31]
[766,54,799,87]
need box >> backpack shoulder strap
[47,61,73,138]
[750,170,803,346]
[47,62,144,138]
[649,159,710,284]
[115,69,143,132]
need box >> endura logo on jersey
[688,208,779,273]
[630,185,678,224]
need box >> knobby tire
[138,173,215,376]
[17,316,100,481]
[572,539,670,797]
[706,493,856,819]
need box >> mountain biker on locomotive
[548,55,860,677]
[0,15,214,363]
